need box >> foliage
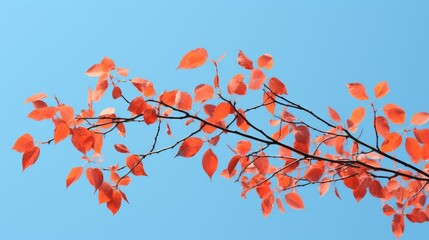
[13,48,429,238]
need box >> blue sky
[1,1,428,239]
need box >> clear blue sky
[1,1,428,239]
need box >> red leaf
[71,127,94,154]
[159,90,178,106]
[131,78,155,97]
[383,103,406,124]
[411,112,429,126]
[285,192,304,210]
[176,137,204,158]
[100,56,116,72]
[334,186,342,200]
[227,155,241,175]
[27,107,58,121]
[349,106,366,126]
[304,165,323,182]
[318,178,330,197]
[414,128,429,144]
[237,50,253,70]
[85,63,104,77]
[128,96,150,115]
[405,137,421,164]
[12,133,34,153]
[380,132,402,153]
[261,194,274,217]
[54,121,70,144]
[236,109,250,132]
[144,108,158,125]
[276,197,285,213]
[86,168,104,190]
[268,77,287,95]
[253,152,269,175]
[257,54,273,70]
[383,204,396,216]
[175,91,192,111]
[328,106,341,122]
[126,155,147,176]
[98,182,113,204]
[92,75,109,102]
[202,149,218,180]
[114,144,130,153]
[263,92,275,115]
[346,83,369,100]
[66,166,83,188]
[375,116,390,138]
[236,140,251,156]
[374,80,389,98]
[214,102,231,121]
[227,74,246,95]
[22,146,40,171]
[177,48,208,69]
[249,68,266,90]
[107,189,122,215]
[392,214,404,239]
[25,93,47,103]
[194,84,214,103]
[116,67,129,77]
[112,86,122,99]
[369,179,385,199]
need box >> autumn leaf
[175,91,193,111]
[227,74,247,95]
[66,166,83,188]
[202,149,218,180]
[380,132,402,152]
[131,78,155,97]
[236,140,251,156]
[177,48,208,69]
[194,84,214,103]
[392,214,404,239]
[237,50,253,70]
[107,189,122,215]
[405,137,421,163]
[176,137,204,158]
[383,103,405,124]
[248,68,266,90]
[328,106,341,122]
[126,155,147,176]
[374,81,389,98]
[54,121,70,144]
[257,54,273,70]
[86,168,104,190]
[22,146,40,171]
[114,144,130,154]
[116,67,129,77]
[346,83,369,100]
[285,192,304,210]
[383,204,396,216]
[304,165,324,182]
[12,133,34,153]
[112,86,122,99]
[25,93,47,103]
[268,77,287,95]
[411,112,429,125]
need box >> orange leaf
[227,74,246,95]
[261,194,274,217]
[237,50,253,70]
[176,137,204,158]
[107,189,122,215]
[328,106,341,122]
[112,86,122,99]
[346,83,369,100]
[27,106,58,121]
[126,155,147,176]
[285,192,304,210]
[249,68,266,90]
[22,146,40,171]
[318,178,330,197]
[175,91,192,111]
[127,96,150,115]
[383,103,405,124]
[12,133,34,153]
[268,77,287,95]
[159,90,178,106]
[350,106,366,126]
[392,214,404,239]
[304,165,323,182]
[405,137,421,164]
[227,155,241,175]
[116,67,129,77]
[375,116,390,138]
[414,128,429,144]
[194,84,214,103]
[380,132,402,152]
[131,78,155,97]
[100,56,116,72]
[253,153,269,174]
[54,121,70,144]
[66,166,83,188]
[114,144,130,154]
[71,127,94,154]
[85,63,104,77]
[25,93,47,103]
[236,109,250,132]
[144,107,158,125]
[236,140,251,156]
[411,112,429,125]
[383,204,396,216]
[92,75,109,102]
[374,80,389,98]
[202,149,218,180]
[214,102,231,121]
[293,125,310,154]
[276,197,285,213]
[263,92,275,115]
[257,54,273,70]
[369,179,385,199]
[177,48,208,69]
[86,168,104,190]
